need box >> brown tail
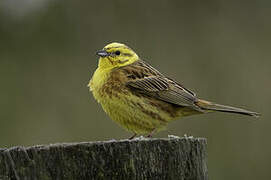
[196,99,260,117]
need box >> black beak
[96,50,109,57]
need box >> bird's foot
[145,129,156,138]
[129,133,137,140]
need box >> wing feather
[122,60,202,111]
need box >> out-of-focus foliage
[0,1,270,179]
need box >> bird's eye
[115,50,121,55]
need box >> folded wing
[124,60,203,111]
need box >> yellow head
[96,42,139,69]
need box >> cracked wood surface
[0,137,208,180]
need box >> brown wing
[121,60,202,111]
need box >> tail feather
[196,99,260,117]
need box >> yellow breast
[89,67,170,134]
[88,67,111,102]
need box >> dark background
[1,1,270,179]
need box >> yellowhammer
[88,42,259,139]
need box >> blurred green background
[0,0,270,179]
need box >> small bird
[88,42,259,139]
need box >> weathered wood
[0,137,207,180]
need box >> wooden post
[0,137,207,180]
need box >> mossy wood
[0,137,207,180]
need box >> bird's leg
[146,128,156,138]
[129,133,137,140]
